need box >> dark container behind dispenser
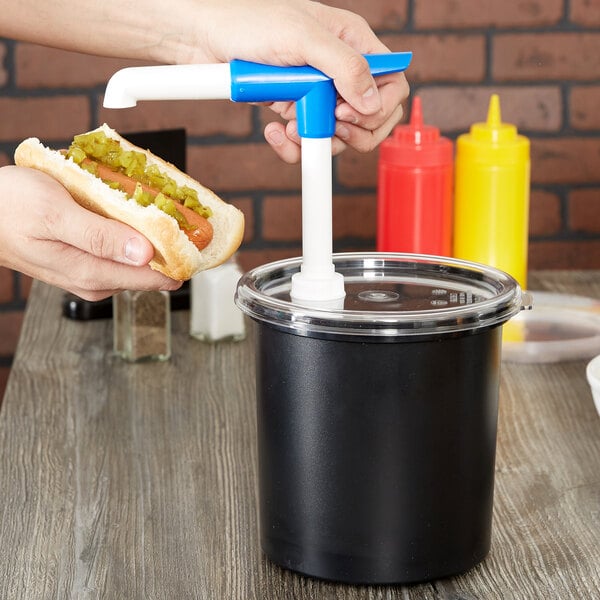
[236,253,525,584]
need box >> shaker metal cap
[236,253,526,339]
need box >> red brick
[417,86,562,133]
[263,196,301,242]
[97,100,252,139]
[0,268,14,303]
[569,189,600,233]
[325,0,408,29]
[0,311,24,356]
[529,190,562,237]
[337,149,378,189]
[415,0,563,29]
[187,144,300,193]
[570,86,600,130]
[493,33,600,81]
[570,0,600,26]
[0,43,7,87]
[15,43,147,89]
[529,240,600,269]
[381,34,486,83]
[333,194,377,239]
[0,96,90,142]
[531,138,600,185]
[238,248,302,272]
[263,193,376,242]
[229,197,255,244]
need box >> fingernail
[161,279,183,291]
[335,109,358,124]
[336,125,350,140]
[267,129,285,146]
[362,85,381,112]
[125,237,145,265]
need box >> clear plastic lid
[236,253,525,339]
[503,291,600,363]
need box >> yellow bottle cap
[457,94,529,164]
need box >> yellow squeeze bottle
[453,94,530,289]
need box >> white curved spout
[103,64,232,108]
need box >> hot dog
[14,124,244,280]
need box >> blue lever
[229,52,412,138]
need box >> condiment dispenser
[103,53,412,306]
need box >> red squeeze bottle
[377,96,454,255]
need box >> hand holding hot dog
[14,126,245,281]
[0,166,182,301]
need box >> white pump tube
[103,64,232,108]
[290,138,345,306]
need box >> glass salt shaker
[113,290,171,362]
[190,257,246,342]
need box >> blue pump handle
[229,52,412,138]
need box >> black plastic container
[236,253,526,584]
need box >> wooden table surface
[1,271,599,599]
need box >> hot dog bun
[14,124,244,280]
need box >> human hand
[0,166,181,301]
[263,70,407,163]
[1,0,409,165]
[189,0,410,163]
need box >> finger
[44,199,155,267]
[267,100,296,122]
[335,102,406,154]
[264,122,301,164]
[68,272,183,303]
[301,8,386,115]
[331,136,349,157]
[265,120,352,161]
[38,242,181,301]
[314,44,382,115]
[335,73,410,131]
[67,277,179,303]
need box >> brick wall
[1,0,600,397]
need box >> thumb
[49,201,155,266]
[330,51,383,115]
[299,5,385,115]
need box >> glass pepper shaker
[113,290,171,362]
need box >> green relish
[66,131,212,222]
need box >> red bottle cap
[379,96,453,167]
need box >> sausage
[84,159,213,251]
